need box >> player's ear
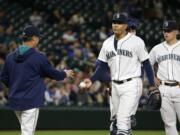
[31,36,35,42]
[31,36,39,45]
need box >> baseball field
[0,130,166,135]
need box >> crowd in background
[0,0,179,108]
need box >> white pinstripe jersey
[98,33,149,80]
[149,40,180,82]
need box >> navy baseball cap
[128,18,137,29]
[22,25,42,38]
[112,13,128,24]
[163,20,178,31]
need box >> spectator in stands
[99,26,108,41]
[62,29,77,42]
[57,17,66,31]
[69,12,85,25]
[153,0,164,19]
[45,84,61,106]
[59,84,70,105]
[29,10,42,27]
[81,41,93,59]
[47,8,63,25]
[77,88,89,106]
[64,47,86,71]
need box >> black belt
[160,81,179,87]
[113,78,132,84]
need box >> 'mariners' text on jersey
[157,54,180,63]
[106,49,133,60]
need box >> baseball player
[0,25,74,135]
[80,13,159,135]
[149,20,180,135]
[109,17,139,135]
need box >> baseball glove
[147,87,162,110]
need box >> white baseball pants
[111,78,142,134]
[159,85,180,135]
[15,108,39,135]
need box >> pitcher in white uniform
[80,13,157,135]
[149,20,180,135]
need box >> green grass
[0,130,165,135]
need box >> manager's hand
[64,69,75,78]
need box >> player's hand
[79,78,92,89]
[64,69,75,78]
[154,77,161,86]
